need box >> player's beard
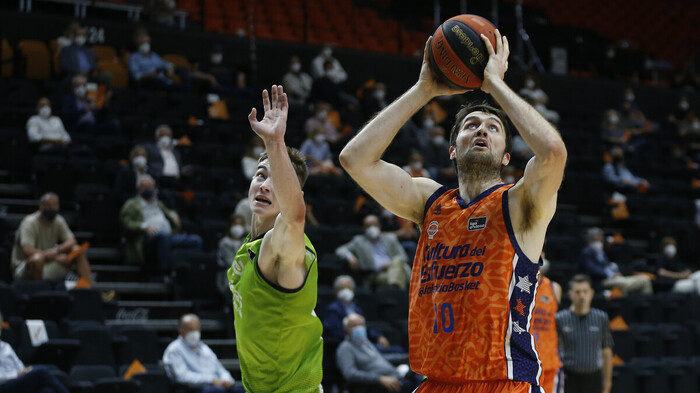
[456,148,504,186]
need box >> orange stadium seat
[97,60,128,88]
[91,45,117,62]
[17,39,50,80]
[162,54,192,70]
[205,16,225,33]
[1,38,13,77]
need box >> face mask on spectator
[365,225,380,240]
[184,330,200,347]
[680,101,689,110]
[252,146,264,156]
[351,325,367,343]
[590,240,604,252]
[74,35,86,46]
[230,225,244,239]
[432,136,444,145]
[423,118,435,129]
[606,49,615,59]
[625,93,635,102]
[411,161,423,170]
[374,89,385,101]
[316,110,328,120]
[322,48,332,57]
[42,210,58,221]
[608,114,619,124]
[139,43,150,55]
[525,80,535,89]
[504,175,515,184]
[39,106,51,118]
[132,156,147,169]
[693,121,700,131]
[211,53,223,64]
[141,188,155,200]
[663,244,677,259]
[314,134,325,144]
[74,85,87,98]
[158,136,172,149]
[291,63,301,73]
[337,288,354,303]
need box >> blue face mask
[141,189,155,200]
[351,326,367,342]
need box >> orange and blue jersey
[533,276,562,372]
[409,184,543,385]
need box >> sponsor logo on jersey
[433,204,442,215]
[423,243,487,262]
[247,248,256,262]
[427,221,439,239]
[468,216,487,231]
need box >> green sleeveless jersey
[227,233,323,393]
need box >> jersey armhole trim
[502,188,543,266]
[254,245,317,294]
[423,185,449,221]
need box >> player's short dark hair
[568,274,592,290]
[449,101,512,155]
[258,146,309,188]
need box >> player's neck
[251,215,275,239]
[570,304,590,316]
[457,175,502,203]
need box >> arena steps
[0,183,32,199]
[0,197,38,214]
[106,317,224,332]
[112,300,195,320]
[91,264,146,283]
[93,281,172,301]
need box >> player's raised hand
[417,36,470,98]
[480,29,509,94]
[248,85,288,143]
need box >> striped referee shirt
[555,308,614,373]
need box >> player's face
[248,159,280,219]
[450,111,510,172]
[568,282,593,308]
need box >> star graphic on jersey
[512,321,526,334]
[514,298,526,316]
[516,275,533,294]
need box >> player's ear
[449,145,456,160]
[502,152,510,167]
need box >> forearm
[341,84,431,171]
[265,139,305,223]
[602,348,613,392]
[489,79,565,160]
[58,238,77,254]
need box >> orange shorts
[414,379,544,393]
[541,369,563,393]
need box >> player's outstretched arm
[248,85,307,289]
[340,38,466,224]
[479,31,567,228]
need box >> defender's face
[450,111,509,167]
[248,159,280,219]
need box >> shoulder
[163,339,182,356]
[590,308,609,321]
[337,339,353,352]
[326,300,343,312]
[555,309,570,320]
[55,214,70,228]
[20,212,39,228]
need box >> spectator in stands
[58,24,111,86]
[129,29,191,89]
[556,275,614,393]
[0,311,70,393]
[402,151,431,178]
[619,87,655,147]
[600,109,629,149]
[311,44,347,84]
[668,96,694,128]
[323,276,399,351]
[602,147,650,193]
[422,126,455,181]
[304,102,340,143]
[360,81,388,118]
[56,21,80,51]
[241,136,264,179]
[144,0,176,26]
[10,192,94,285]
[163,314,243,393]
[145,124,182,181]
[518,73,559,125]
[310,60,343,108]
[335,214,410,289]
[578,227,652,296]
[60,74,120,134]
[282,55,313,107]
[196,44,237,94]
[114,145,155,203]
[299,127,341,176]
[655,236,700,294]
[336,313,422,393]
[217,214,246,268]
[119,176,202,276]
[26,97,71,153]
[234,197,252,232]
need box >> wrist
[412,82,435,101]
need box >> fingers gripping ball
[429,14,497,89]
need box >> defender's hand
[248,85,289,143]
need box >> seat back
[17,39,50,80]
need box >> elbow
[541,140,568,168]
[339,148,355,172]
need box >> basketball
[429,14,498,89]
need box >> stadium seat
[119,325,162,366]
[68,289,104,323]
[97,60,129,89]
[70,365,139,393]
[1,38,13,77]
[11,280,52,299]
[0,283,16,318]
[17,39,50,80]
[162,54,192,70]
[130,371,171,393]
[91,45,117,62]
[70,325,118,370]
[24,291,73,322]
[8,317,79,371]
[173,250,219,301]
[32,155,76,201]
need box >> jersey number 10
[433,302,454,333]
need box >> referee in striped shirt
[556,274,614,393]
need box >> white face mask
[211,53,223,64]
[374,90,385,101]
[525,80,535,89]
[139,42,150,55]
[432,136,444,145]
[680,101,689,110]
[184,330,200,347]
[74,85,87,98]
[252,146,264,156]
[322,48,332,57]
[664,244,677,259]
[423,118,435,129]
[39,106,51,118]
[314,134,325,144]
[337,288,354,303]
[74,35,86,46]
[590,240,604,253]
[504,175,515,184]
[365,225,381,240]
[606,49,615,59]
[230,224,244,239]
[608,114,619,124]
[291,63,301,73]
[132,155,147,169]
[158,136,172,149]
[411,161,422,170]
[625,93,635,102]
[693,121,700,131]
[317,110,328,120]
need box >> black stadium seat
[23,290,73,322]
[70,325,118,370]
[119,325,162,367]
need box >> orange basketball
[429,14,497,89]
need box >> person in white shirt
[145,124,183,181]
[282,56,313,106]
[26,97,71,153]
[0,312,69,393]
[311,44,347,84]
[163,314,242,393]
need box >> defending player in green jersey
[227,85,323,392]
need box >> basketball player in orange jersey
[340,29,567,393]
[534,258,563,393]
